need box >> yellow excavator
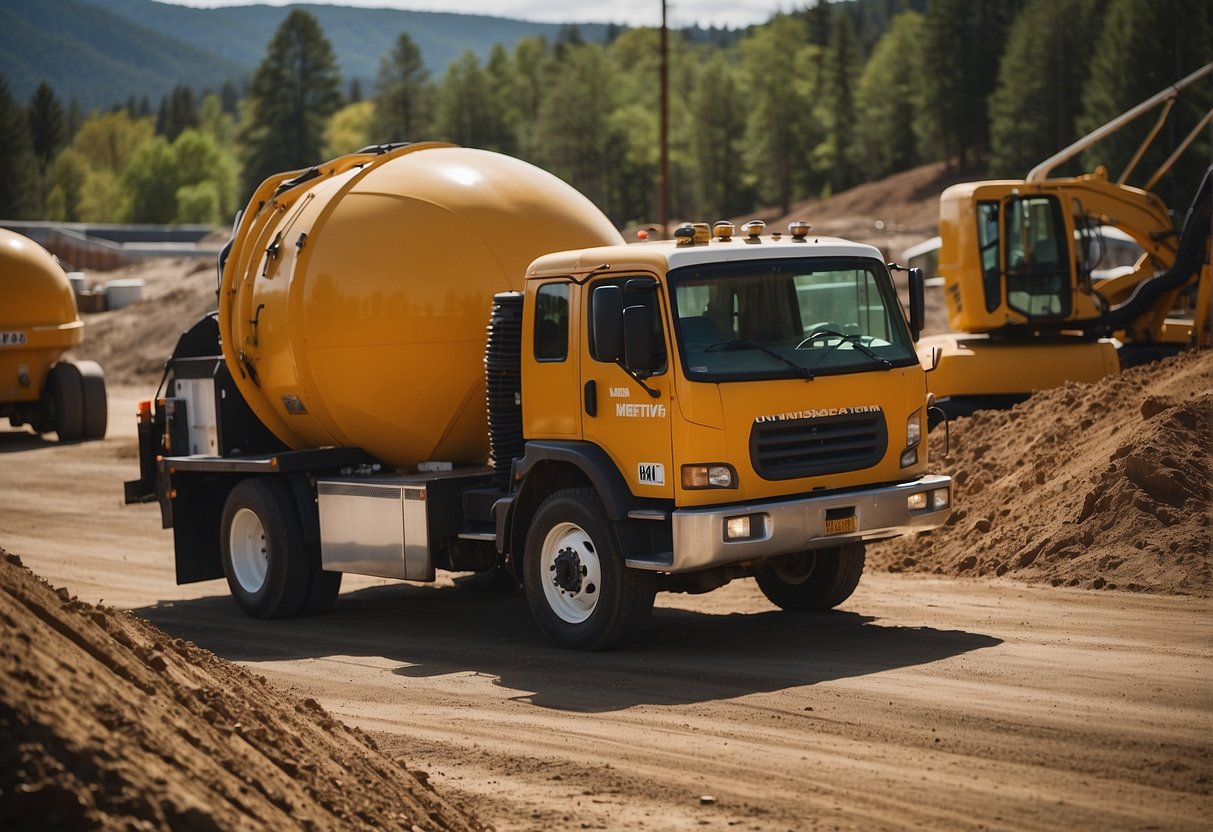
[921,63,1212,417]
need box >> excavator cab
[953,188,1076,329]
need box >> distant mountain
[0,0,614,110]
[0,0,247,110]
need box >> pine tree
[855,11,927,179]
[0,75,37,218]
[435,51,511,152]
[923,0,1020,171]
[534,44,624,222]
[509,37,552,160]
[162,85,199,141]
[240,9,342,194]
[742,17,814,215]
[690,54,751,220]
[28,82,66,175]
[1077,0,1212,212]
[372,32,430,144]
[989,0,1098,178]
[822,13,861,191]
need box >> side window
[587,276,667,373]
[1004,196,1070,319]
[976,201,1001,313]
[534,283,569,361]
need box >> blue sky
[157,0,799,29]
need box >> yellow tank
[0,228,83,405]
[0,228,106,440]
[219,143,624,469]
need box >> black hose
[1086,164,1212,336]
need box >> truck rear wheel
[46,362,84,441]
[220,477,311,619]
[75,360,107,440]
[755,543,865,611]
[524,488,655,650]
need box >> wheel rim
[229,507,269,594]
[540,521,602,624]
[770,552,818,585]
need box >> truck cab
[498,222,951,647]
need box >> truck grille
[749,412,888,480]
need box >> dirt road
[2,388,1210,831]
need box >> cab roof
[525,235,886,280]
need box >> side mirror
[591,285,623,362]
[623,305,655,372]
[908,266,925,342]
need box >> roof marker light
[713,221,735,241]
[789,221,811,240]
[674,223,696,246]
[691,222,711,244]
[742,220,765,239]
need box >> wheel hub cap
[552,547,584,593]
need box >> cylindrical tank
[0,228,83,404]
[219,144,624,469]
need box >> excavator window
[1003,195,1071,320]
[976,201,1001,313]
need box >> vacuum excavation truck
[0,228,107,441]
[125,143,952,649]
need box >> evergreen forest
[0,0,1209,231]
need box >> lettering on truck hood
[754,405,882,424]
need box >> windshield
[669,257,918,381]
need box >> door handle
[583,379,597,417]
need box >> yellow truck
[0,228,107,441]
[125,143,951,649]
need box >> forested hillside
[0,0,1208,232]
[2,0,616,110]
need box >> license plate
[824,515,857,535]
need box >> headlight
[682,464,737,489]
[932,487,950,510]
[907,492,928,511]
[725,515,751,539]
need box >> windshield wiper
[797,329,893,370]
[705,339,815,381]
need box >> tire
[299,568,342,616]
[75,360,107,440]
[755,543,865,611]
[523,488,655,651]
[46,362,85,441]
[220,477,311,619]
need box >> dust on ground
[869,349,1212,594]
[0,548,484,832]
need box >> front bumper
[626,475,951,572]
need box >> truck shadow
[0,430,54,452]
[137,582,1001,713]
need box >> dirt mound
[870,349,1212,594]
[70,258,219,388]
[0,549,484,832]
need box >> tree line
[0,0,1208,230]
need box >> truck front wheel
[523,488,655,650]
[755,543,865,611]
[220,477,311,619]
